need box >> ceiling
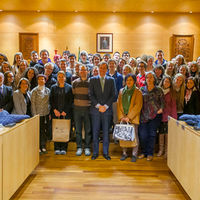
[1,0,200,13]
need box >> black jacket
[50,83,73,119]
[184,90,200,115]
[0,85,13,113]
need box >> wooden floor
[11,142,190,200]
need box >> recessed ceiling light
[151,11,154,14]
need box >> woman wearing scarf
[117,74,142,162]
[157,76,177,158]
[138,71,164,161]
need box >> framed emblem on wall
[171,34,194,62]
[96,33,113,53]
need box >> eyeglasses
[45,68,53,71]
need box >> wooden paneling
[168,117,200,200]
[19,33,39,60]
[1,0,200,12]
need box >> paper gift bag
[113,123,135,141]
[52,119,70,142]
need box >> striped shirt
[72,78,90,108]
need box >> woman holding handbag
[117,74,143,162]
[50,71,73,155]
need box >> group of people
[0,49,200,162]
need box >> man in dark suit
[0,72,13,113]
[89,61,116,160]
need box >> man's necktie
[100,77,104,92]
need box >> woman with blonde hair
[128,57,138,74]
[11,52,23,75]
[122,64,133,86]
[173,73,185,118]
[165,61,176,79]
[178,65,189,80]
[15,60,28,86]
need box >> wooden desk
[168,117,200,200]
[0,115,39,200]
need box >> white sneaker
[76,148,83,156]
[60,150,66,155]
[84,148,91,156]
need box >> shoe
[55,150,61,155]
[138,154,145,159]
[120,154,128,161]
[147,155,153,161]
[60,150,66,155]
[39,149,43,155]
[76,148,83,156]
[42,148,47,153]
[84,148,91,156]
[91,154,98,160]
[103,154,111,160]
[157,150,163,157]
[131,155,137,162]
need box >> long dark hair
[160,75,176,100]
[23,67,39,90]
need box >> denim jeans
[139,114,162,156]
[73,107,91,149]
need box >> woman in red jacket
[157,75,177,157]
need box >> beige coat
[117,87,143,125]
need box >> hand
[121,117,129,123]
[61,111,66,117]
[54,109,61,117]
[157,108,163,114]
[99,105,106,113]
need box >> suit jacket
[117,87,143,125]
[0,85,13,113]
[89,75,116,112]
[49,83,73,119]
[12,89,31,115]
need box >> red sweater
[162,92,177,122]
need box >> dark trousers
[40,115,49,149]
[73,108,91,149]
[91,108,112,155]
[54,142,68,151]
[139,114,161,156]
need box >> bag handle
[120,121,129,125]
